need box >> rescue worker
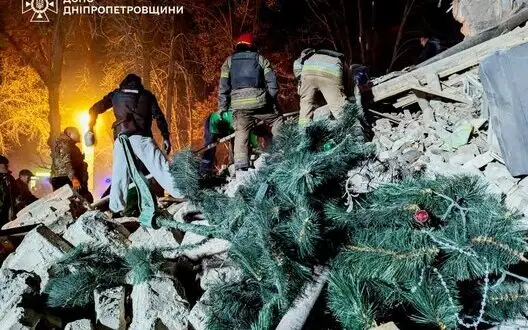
[418,36,444,63]
[218,33,283,175]
[50,127,94,203]
[200,108,269,175]
[14,169,37,214]
[87,73,183,216]
[0,155,17,226]
[294,48,347,126]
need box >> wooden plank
[410,86,471,104]
[425,72,442,91]
[371,25,528,102]
[368,109,401,123]
[393,94,418,108]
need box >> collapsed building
[4,3,528,330]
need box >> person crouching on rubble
[50,127,94,203]
[86,73,183,217]
[294,47,347,126]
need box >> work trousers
[298,75,346,126]
[233,108,283,170]
[109,135,182,212]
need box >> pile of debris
[0,186,236,330]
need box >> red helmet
[236,33,253,46]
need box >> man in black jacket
[87,74,183,215]
[0,156,17,226]
[418,36,444,63]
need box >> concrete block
[370,322,399,330]
[180,221,230,261]
[0,269,41,329]
[63,211,130,256]
[94,286,126,330]
[2,185,85,234]
[484,162,519,194]
[1,226,73,291]
[64,319,94,330]
[200,265,242,291]
[188,292,211,330]
[463,151,493,169]
[129,276,189,330]
[129,227,182,258]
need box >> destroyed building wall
[452,0,528,36]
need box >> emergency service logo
[22,0,58,23]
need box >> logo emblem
[22,0,58,23]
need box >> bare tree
[0,1,69,149]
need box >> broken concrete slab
[443,122,473,150]
[63,211,130,256]
[0,269,41,329]
[129,226,182,258]
[189,291,211,330]
[484,162,519,194]
[129,276,189,330]
[1,226,73,291]
[94,286,126,330]
[505,187,528,216]
[64,319,94,330]
[400,148,423,164]
[200,265,242,291]
[2,185,86,234]
[370,322,400,330]
[171,202,201,223]
[180,221,230,261]
[374,119,393,134]
[463,151,493,170]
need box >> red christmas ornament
[414,210,429,224]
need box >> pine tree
[164,103,375,329]
[165,102,528,329]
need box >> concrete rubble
[64,319,94,330]
[2,28,528,330]
[1,225,73,291]
[63,211,131,256]
[129,275,189,330]
[1,185,87,234]
[365,71,528,220]
[95,286,126,330]
[0,269,41,329]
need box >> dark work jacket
[89,80,170,140]
[418,38,444,63]
[14,178,37,214]
[230,52,264,90]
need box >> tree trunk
[357,0,366,64]
[166,18,176,133]
[388,0,415,72]
[140,16,152,89]
[47,14,65,149]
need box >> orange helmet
[236,33,254,46]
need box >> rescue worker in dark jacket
[14,169,37,214]
[294,48,347,126]
[218,33,283,176]
[50,127,93,203]
[418,36,444,63]
[0,155,17,226]
[87,73,183,215]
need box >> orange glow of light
[78,112,90,133]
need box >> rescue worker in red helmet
[218,33,283,177]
